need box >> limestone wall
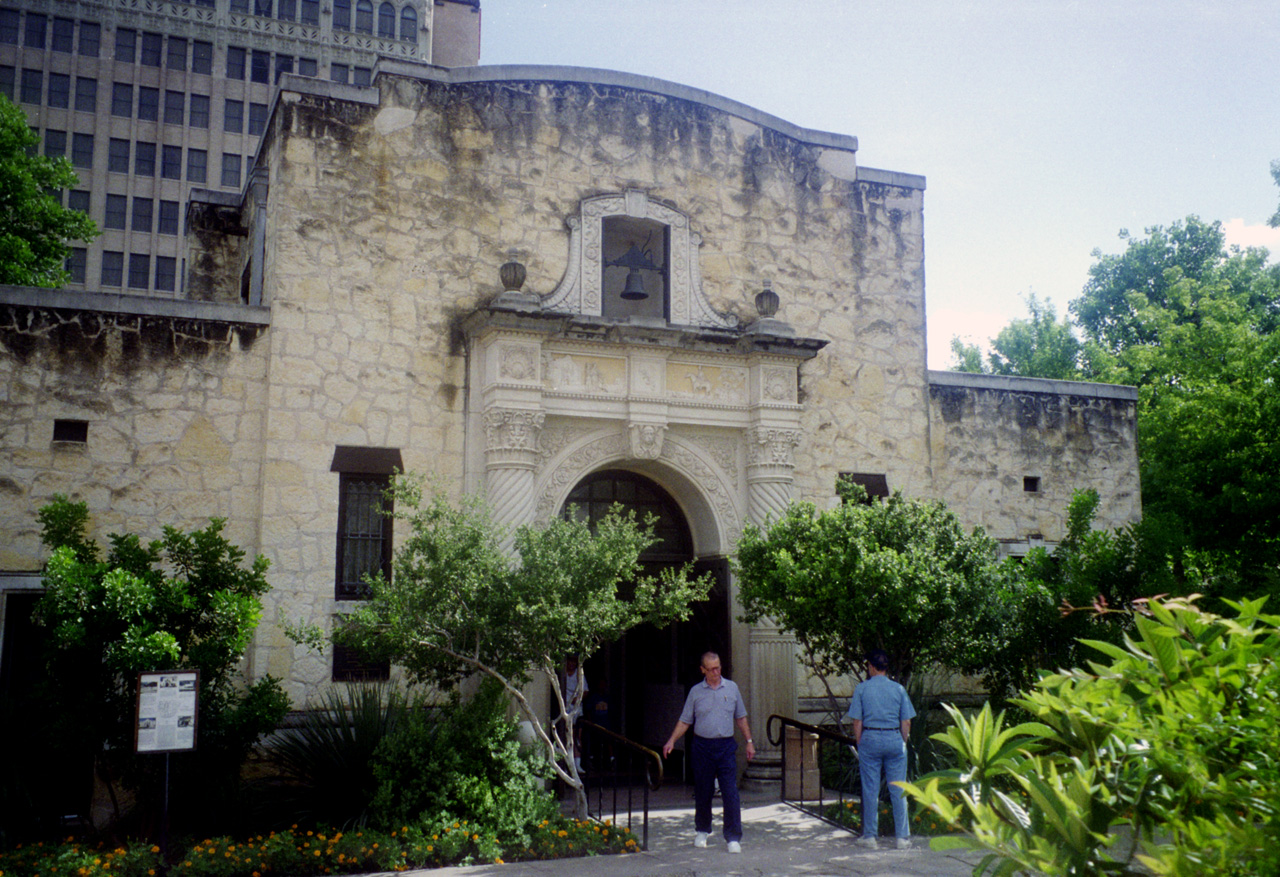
[927,371,1141,539]
[0,293,270,573]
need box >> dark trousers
[692,735,742,842]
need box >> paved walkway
[383,799,983,877]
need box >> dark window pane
[158,200,179,234]
[187,148,206,183]
[248,102,267,135]
[74,77,96,112]
[299,57,317,77]
[278,0,295,21]
[400,6,416,40]
[221,152,241,188]
[226,46,246,79]
[329,63,348,84]
[108,138,130,172]
[79,22,100,57]
[336,473,392,599]
[131,197,153,232]
[164,90,184,125]
[333,0,350,30]
[19,68,40,103]
[355,0,372,34]
[250,50,269,83]
[67,247,87,283]
[254,0,272,16]
[154,256,176,291]
[353,67,371,87]
[114,28,136,63]
[230,0,249,12]
[68,189,90,214]
[44,129,66,159]
[378,2,394,37]
[101,251,123,286]
[24,13,46,48]
[47,73,70,108]
[71,133,93,168]
[135,140,156,176]
[128,253,150,289]
[104,194,127,229]
[52,17,74,52]
[141,31,162,66]
[111,82,131,116]
[192,40,213,74]
[138,86,159,121]
[301,0,319,25]
[274,54,292,83]
[0,10,18,44]
[189,93,209,128]
[161,145,182,179]
[223,98,243,133]
[166,36,186,70]
[0,65,13,99]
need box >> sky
[476,0,1280,368]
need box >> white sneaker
[895,837,911,850]
[727,841,741,854]
[694,831,709,848]
[856,836,879,850]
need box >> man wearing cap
[847,649,916,850]
[662,652,755,854]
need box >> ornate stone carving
[763,366,796,403]
[483,408,544,453]
[498,344,538,382]
[628,422,667,459]
[746,428,803,467]
[543,352,624,394]
[535,432,630,521]
[668,363,748,404]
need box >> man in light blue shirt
[846,648,916,850]
[663,652,756,853]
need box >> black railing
[767,713,860,831]
[578,719,663,851]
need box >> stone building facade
[0,62,1140,773]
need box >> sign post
[135,671,199,861]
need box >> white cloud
[1222,218,1280,256]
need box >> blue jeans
[692,736,742,842]
[859,729,908,839]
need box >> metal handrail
[578,719,663,850]
[767,713,861,832]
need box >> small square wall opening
[53,419,89,443]
[1023,476,1040,493]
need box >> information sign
[135,670,199,753]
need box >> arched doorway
[561,469,729,753]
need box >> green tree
[734,480,1006,721]
[949,295,1085,380]
[0,95,99,286]
[904,595,1280,876]
[27,496,289,833]
[340,477,712,817]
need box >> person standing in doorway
[847,648,916,850]
[662,652,755,853]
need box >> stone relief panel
[762,366,798,404]
[542,352,627,394]
[497,343,540,383]
[746,427,804,467]
[667,362,748,404]
[482,408,544,452]
[628,422,667,459]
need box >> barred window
[332,445,402,600]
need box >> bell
[620,267,648,300]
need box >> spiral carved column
[743,427,803,782]
[483,407,545,545]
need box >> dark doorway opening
[561,470,729,760]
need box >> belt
[694,734,734,740]
[865,727,899,731]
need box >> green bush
[903,596,1280,876]
[369,679,557,844]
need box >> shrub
[903,596,1280,876]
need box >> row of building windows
[99,195,183,235]
[0,10,100,56]
[67,250,179,291]
[224,46,319,83]
[332,0,417,41]
[38,127,248,186]
[232,0,321,26]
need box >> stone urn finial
[499,248,526,292]
[755,279,780,319]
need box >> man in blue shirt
[662,652,756,853]
[846,649,916,850]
